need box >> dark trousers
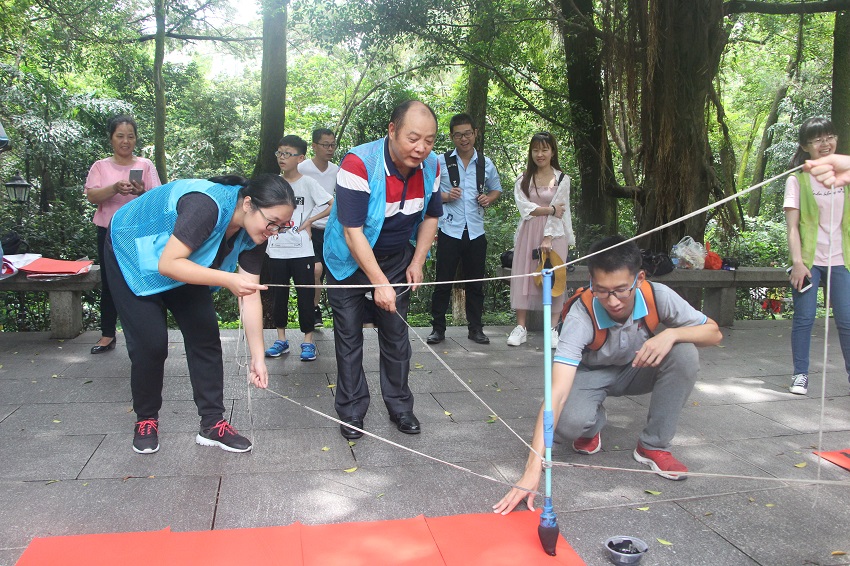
[104,240,225,428]
[430,229,487,332]
[327,244,414,420]
[267,256,315,334]
[97,226,118,338]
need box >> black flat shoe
[426,330,445,344]
[468,329,490,344]
[340,418,364,440]
[390,411,421,434]
[91,337,116,355]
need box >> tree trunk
[834,10,850,154]
[466,64,489,152]
[747,14,804,217]
[253,0,288,177]
[636,1,726,252]
[560,0,618,241]
[153,0,167,183]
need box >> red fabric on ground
[18,511,585,565]
[815,449,850,472]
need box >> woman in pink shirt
[84,115,162,354]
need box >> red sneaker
[572,432,601,455]
[633,443,687,480]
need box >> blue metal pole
[538,268,559,556]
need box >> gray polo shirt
[554,282,707,368]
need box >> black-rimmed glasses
[275,150,302,159]
[315,142,337,150]
[590,274,639,300]
[257,208,294,234]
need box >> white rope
[229,163,849,497]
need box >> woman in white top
[507,132,574,347]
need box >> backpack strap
[476,150,486,194]
[638,280,659,333]
[444,151,460,188]
[558,286,608,351]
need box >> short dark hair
[108,115,137,138]
[390,100,438,131]
[587,235,642,277]
[449,113,475,133]
[311,128,334,143]
[277,135,308,156]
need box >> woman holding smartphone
[507,132,574,347]
[784,117,850,395]
[84,115,161,354]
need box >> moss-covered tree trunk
[636,0,726,252]
[834,10,850,154]
[253,0,288,177]
[153,0,167,183]
[560,0,618,242]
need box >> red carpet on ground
[815,448,850,472]
[18,511,585,565]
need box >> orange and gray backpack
[556,280,660,351]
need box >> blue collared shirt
[436,149,502,240]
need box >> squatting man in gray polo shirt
[493,234,723,514]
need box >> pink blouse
[84,157,162,228]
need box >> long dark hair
[519,132,562,198]
[790,117,835,168]
[208,174,296,208]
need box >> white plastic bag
[670,236,706,270]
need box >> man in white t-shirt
[298,128,339,328]
[265,135,334,361]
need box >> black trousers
[97,226,118,338]
[430,229,487,333]
[327,244,414,421]
[267,256,315,333]
[104,240,225,428]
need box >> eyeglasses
[451,130,476,141]
[590,274,639,300]
[257,208,294,234]
[275,150,302,159]
[808,134,838,146]
[315,142,337,150]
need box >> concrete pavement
[1,319,849,565]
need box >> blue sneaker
[265,339,290,358]
[300,342,317,361]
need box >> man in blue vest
[324,100,443,440]
[427,113,502,345]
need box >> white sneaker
[551,328,559,348]
[789,373,808,395]
[506,325,527,346]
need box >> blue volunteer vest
[323,138,437,280]
[110,179,255,296]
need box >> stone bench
[0,266,101,338]
[496,265,791,327]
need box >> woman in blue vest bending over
[784,117,848,396]
[105,174,296,454]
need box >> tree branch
[725,0,850,16]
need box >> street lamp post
[5,172,32,226]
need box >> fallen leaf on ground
[444,411,452,416]
[84,380,93,384]
[636,507,650,511]
[348,441,356,447]
[321,446,329,452]
[52,420,61,423]
[377,493,384,498]
[656,538,673,546]
[327,384,336,388]
[832,551,847,556]
[794,462,807,468]
[765,503,775,507]
[344,467,358,473]
[414,363,424,369]
[45,480,58,485]
[645,490,662,495]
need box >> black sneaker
[314,306,323,328]
[196,419,252,453]
[133,418,160,454]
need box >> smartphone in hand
[129,169,143,185]
[786,266,813,293]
